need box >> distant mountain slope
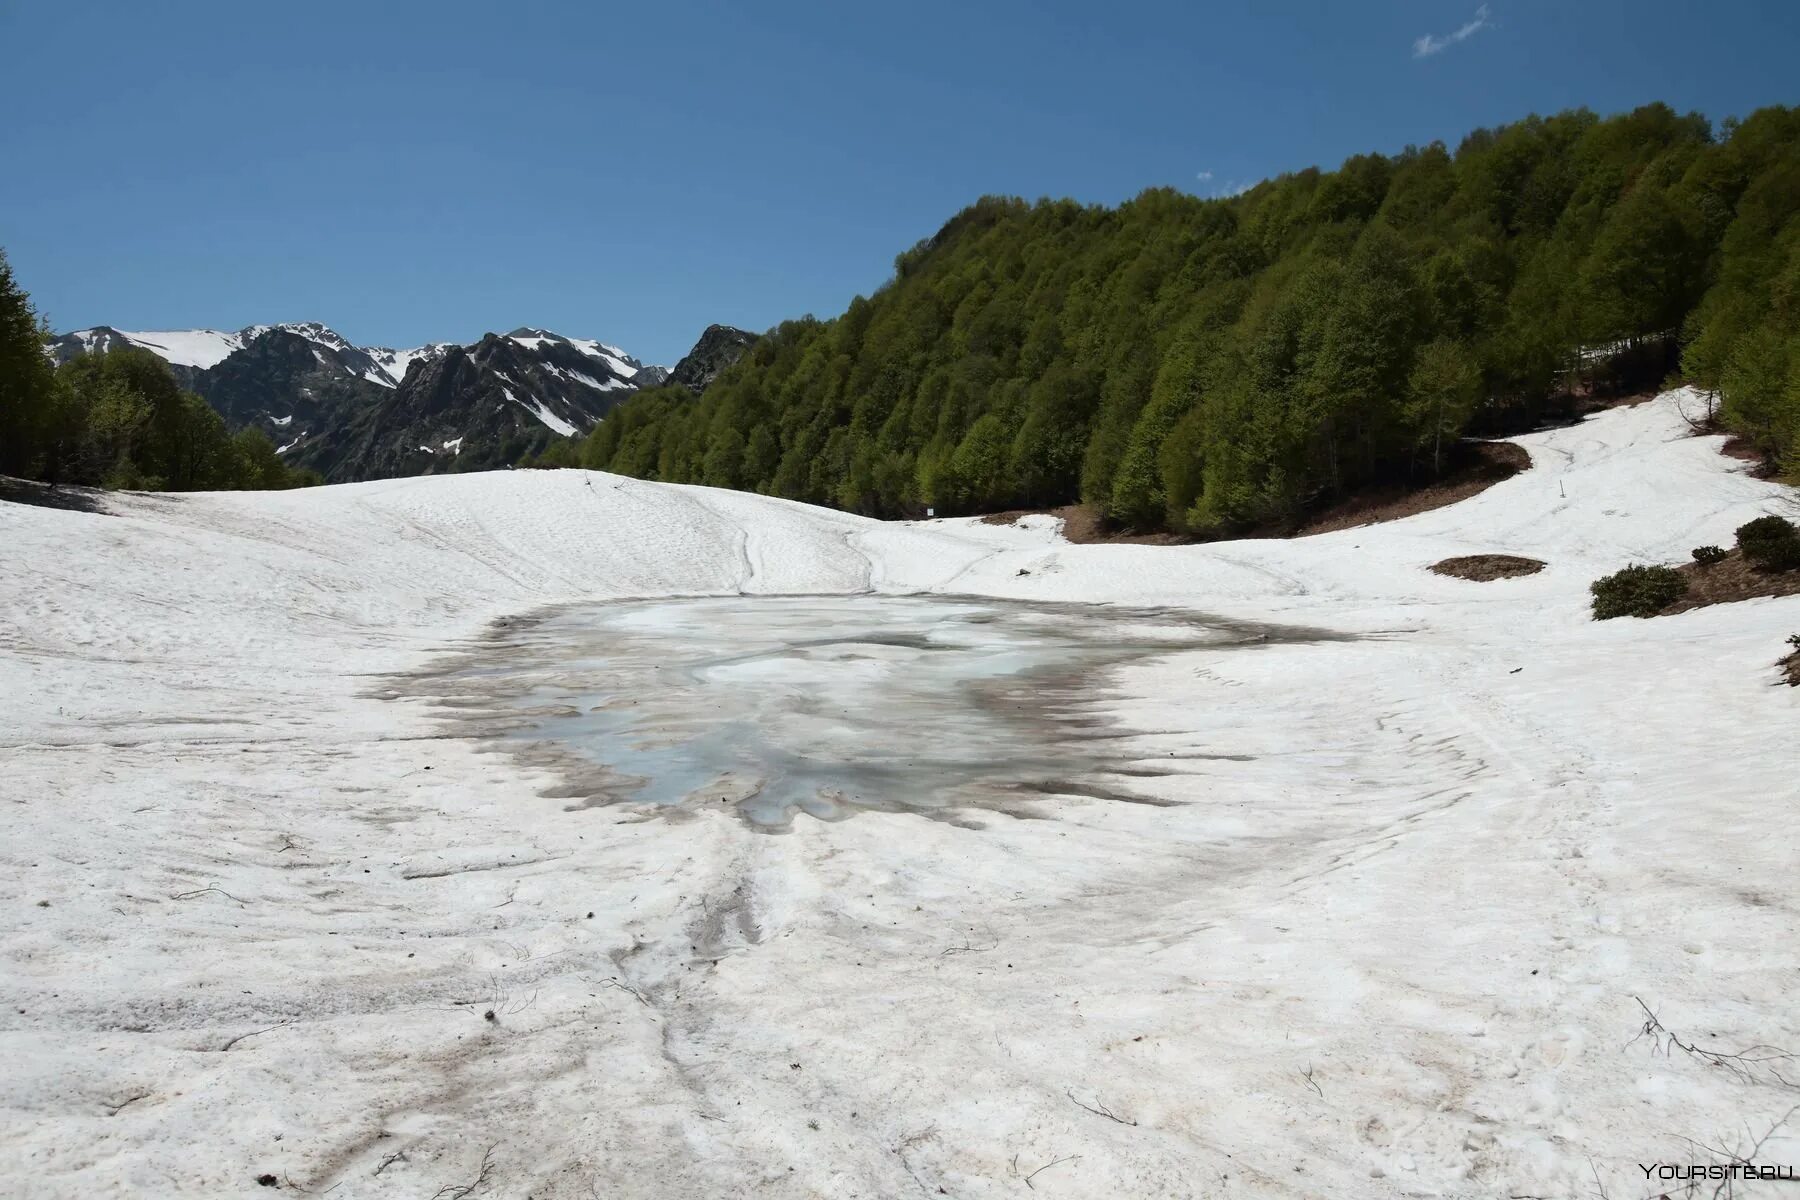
[45,320,699,482]
[667,324,758,392]
[48,321,463,389]
[290,331,649,480]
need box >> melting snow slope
[1,390,1796,1199]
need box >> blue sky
[2,1,1795,365]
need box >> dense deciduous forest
[548,103,1800,533]
[0,252,318,492]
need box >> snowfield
[2,390,1797,1199]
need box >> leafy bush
[1736,514,1796,543]
[1590,564,1688,619]
[1735,515,1800,571]
[1691,544,1728,565]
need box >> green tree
[0,249,59,478]
[1404,338,1483,474]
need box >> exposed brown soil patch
[1665,548,1800,615]
[1571,388,1661,417]
[1294,442,1531,536]
[1720,435,1763,463]
[1429,554,1546,581]
[974,441,1531,546]
[1717,434,1781,479]
[978,505,1195,545]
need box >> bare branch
[1630,996,1798,1089]
[218,1021,290,1052]
[104,1092,150,1117]
[432,1144,497,1200]
[1066,1088,1137,1126]
[170,885,249,905]
[1023,1154,1080,1190]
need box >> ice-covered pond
[412,594,1325,827]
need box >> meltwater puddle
[406,594,1336,828]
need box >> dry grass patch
[1665,548,1800,614]
[972,441,1533,546]
[1293,442,1531,535]
[978,505,1194,545]
[1429,554,1546,581]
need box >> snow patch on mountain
[368,343,453,388]
[104,328,248,368]
[503,385,579,437]
[543,362,627,392]
[509,328,644,380]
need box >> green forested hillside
[0,253,319,492]
[560,103,1800,533]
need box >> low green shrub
[1590,564,1688,620]
[1691,545,1728,565]
[1735,515,1800,571]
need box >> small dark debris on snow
[255,1174,278,1187]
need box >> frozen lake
[414,594,1324,827]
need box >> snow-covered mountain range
[44,322,681,481]
[46,321,661,391]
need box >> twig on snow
[1022,1154,1081,1190]
[1588,1156,1609,1199]
[1669,1103,1800,1200]
[1629,997,1797,1089]
[598,978,650,1005]
[1066,1088,1137,1126]
[170,885,249,905]
[894,1125,940,1196]
[432,1143,497,1200]
[103,1091,150,1116]
[940,929,999,955]
[218,1021,290,1052]
[1300,1064,1324,1098]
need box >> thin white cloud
[1196,177,1259,200]
[1413,4,1491,58]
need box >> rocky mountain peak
[667,324,758,393]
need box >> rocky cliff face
[290,331,644,481]
[196,329,391,452]
[666,324,758,392]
